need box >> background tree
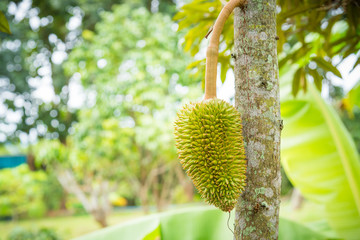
[34,122,132,227]
[34,4,201,227]
[0,0,178,145]
[65,4,201,212]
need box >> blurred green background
[0,0,359,239]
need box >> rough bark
[233,0,281,239]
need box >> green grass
[0,210,144,240]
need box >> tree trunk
[60,191,67,210]
[91,208,108,228]
[139,184,150,213]
[56,170,111,227]
[156,168,175,212]
[175,163,194,202]
[233,1,281,239]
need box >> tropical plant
[72,207,328,240]
[280,66,360,239]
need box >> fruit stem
[204,0,247,100]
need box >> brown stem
[204,0,246,100]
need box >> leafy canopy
[174,0,360,95]
[0,0,177,144]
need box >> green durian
[174,98,247,212]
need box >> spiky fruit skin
[174,98,247,212]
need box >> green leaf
[281,73,360,239]
[292,67,302,97]
[350,56,360,73]
[182,2,217,13]
[279,44,310,69]
[73,213,160,240]
[220,62,227,83]
[311,57,342,79]
[280,200,339,238]
[308,69,323,92]
[143,225,161,240]
[346,5,359,34]
[73,207,327,240]
[349,82,360,108]
[278,3,322,21]
[159,207,232,240]
[177,17,194,31]
[342,41,358,60]
[173,11,186,21]
[301,68,307,93]
[279,218,328,240]
[345,81,360,110]
[0,11,11,34]
[218,52,231,84]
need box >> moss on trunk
[233,0,281,239]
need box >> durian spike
[204,0,247,100]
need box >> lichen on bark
[233,0,281,239]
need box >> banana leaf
[280,73,360,239]
[74,207,326,240]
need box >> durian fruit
[174,0,247,212]
[174,98,246,211]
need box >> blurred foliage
[0,165,65,220]
[280,66,360,239]
[67,201,87,216]
[0,0,79,143]
[341,81,360,115]
[0,164,47,219]
[326,80,360,153]
[0,0,177,144]
[64,3,201,208]
[34,140,68,169]
[42,175,65,211]
[7,227,61,240]
[174,0,360,95]
[340,107,360,152]
[31,4,200,225]
[334,81,360,153]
